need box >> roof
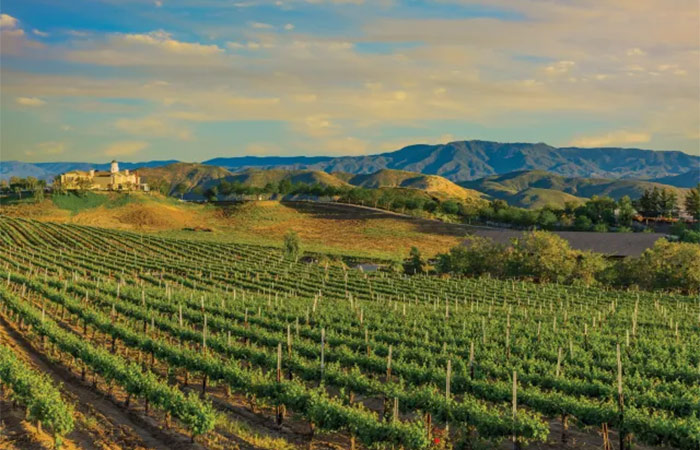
[466,229,668,257]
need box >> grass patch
[51,192,139,215]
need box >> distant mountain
[204,140,699,181]
[4,139,698,184]
[651,169,699,188]
[462,170,687,208]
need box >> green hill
[219,168,351,189]
[461,170,686,208]
[344,169,482,201]
[652,169,699,188]
[137,163,232,195]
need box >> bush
[283,231,301,262]
[403,247,426,275]
[618,239,700,293]
[507,231,577,283]
[435,237,505,277]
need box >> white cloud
[155,0,163,6]
[32,29,49,37]
[626,48,646,56]
[544,60,575,75]
[15,97,46,107]
[103,141,149,157]
[0,14,18,29]
[569,130,652,147]
[121,31,222,55]
[250,22,274,29]
[284,23,295,31]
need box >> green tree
[616,195,636,227]
[507,231,577,283]
[536,210,558,229]
[574,214,592,231]
[435,236,505,277]
[684,183,700,220]
[620,239,700,293]
[283,231,302,262]
[174,183,189,199]
[440,200,460,215]
[658,189,678,217]
[403,246,426,275]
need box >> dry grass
[3,195,468,259]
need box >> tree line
[403,231,700,294]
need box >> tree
[283,231,302,262]
[204,186,218,202]
[620,239,700,293]
[435,237,505,277]
[574,214,592,231]
[658,189,678,218]
[174,183,189,198]
[403,246,426,275]
[536,210,558,229]
[507,231,577,283]
[684,184,700,220]
[75,177,93,196]
[440,200,460,215]
[616,195,636,227]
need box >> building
[59,161,147,191]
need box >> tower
[110,160,119,174]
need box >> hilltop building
[59,161,148,191]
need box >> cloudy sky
[1,0,698,163]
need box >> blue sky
[1,0,698,163]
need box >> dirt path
[0,313,183,450]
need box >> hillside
[344,169,481,201]
[137,163,232,195]
[218,168,351,189]
[461,170,686,208]
[508,188,586,209]
[652,169,699,188]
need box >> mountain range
[2,140,698,186]
[461,170,690,209]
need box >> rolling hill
[218,168,351,189]
[651,169,699,188]
[461,170,686,208]
[341,169,481,201]
[137,163,232,195]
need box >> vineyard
[0,215,698,449]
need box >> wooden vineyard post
[445,359,451,434]
[276,343,284,426]
[602,423,612,450]
[512,370,520,450]
[386,345,392,380]
[469,341,475,379]
[365,329,370,356]
[617,343,627,450]
[287,324,292,356]
[320,328,325,380]
[556,347,562,378]
[393,397,399,423]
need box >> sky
[1,0,698,163]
